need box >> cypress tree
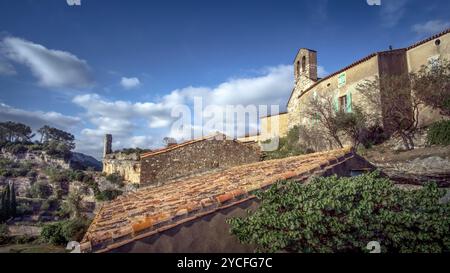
[9,183,16,218]
[3,186,10,220]
[0,189,6,222]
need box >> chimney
[103,134,112,158]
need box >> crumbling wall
[103,153,141,184]
[140,140,261,185]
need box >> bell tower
[294,48,318,86]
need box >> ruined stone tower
[294,48,318,91]
[103,134,112,158]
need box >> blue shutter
[346,91,352,113]
[333,93,339,112]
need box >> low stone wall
[140,140,261,185]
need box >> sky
[0,0,449,159]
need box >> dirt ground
[363,145,450,164]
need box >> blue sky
[0,0,449,158]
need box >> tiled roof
[287,28,450,105]
[81,147,354,253]
[406,28,450,50]
[140,133,230,159]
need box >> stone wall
[140,139,261,186]
[103,153,141,184]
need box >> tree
[0,121,34,143]
[302,93,344,148]
[0,183,16,223]
[163,137,177,147]
[228,173,450,253]
[66,190,83,219]
[39,125,76,159]
[334,106,368,148]
[358,74,421,150]
[412,58,450,117]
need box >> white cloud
[1,36,94,88]
[73,64,295,156]
[120,77,141,89]
[0,102,80,131]
[380,0,409,27]
[412,20,450,36]
[0,58,16,76]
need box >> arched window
[296,61,300,77]
[301,56,306,72]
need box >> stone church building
[241,28,450,145]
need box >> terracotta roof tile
[81,147,354,252]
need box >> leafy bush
[427,120,450,146]
[30,181,53,199]
[4,143,28,155]
[106,173,124,187]
[228,173,450,253]
[95,189,122,201]
[0,224,10,245]
[0,159,32,178]
[40,218,90,246]
[262,126,307,160]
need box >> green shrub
[106,173,124,187]
[427,120,450,146]
[30,181,53,199]
[262,126,307,160]
[40,218,90,246]
[0,224,10,245]
[95,189,122,201]
[228,172,450,253]
[4,143,28,155]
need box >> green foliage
[0,183,17,223]
[228,173,450,253]
[95,189,122,202]
[0,223,10,245]
[45,168,92,184]
[117,147,151,155]
[413,58,450,117]
[40,218,90,246]
[0,121,34,143]
[30,181,53,199]
[0,159,32,178]
[427,120,450,146]
[106,173,124,187]
[263,126,308,160]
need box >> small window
[301,56,306,72]
[435,39,441,46]
[338,95,347,112]
[296,61,300,77]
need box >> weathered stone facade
[140,135,261,186]
[103,152,141,184]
